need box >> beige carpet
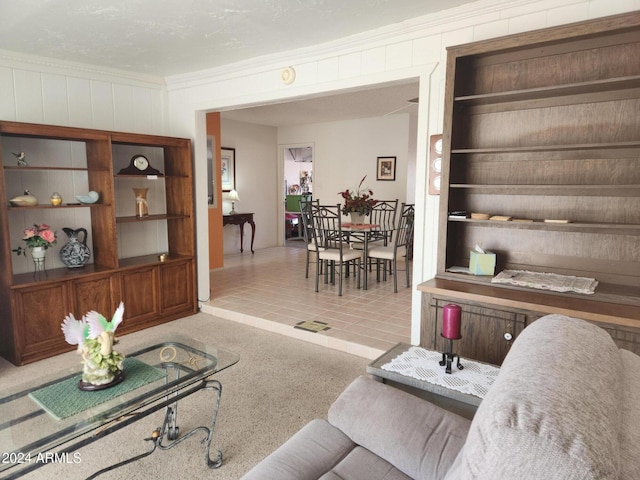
[0,312,369,480]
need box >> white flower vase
[350,213,365,225]
[30,246,47,276]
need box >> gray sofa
[241,314,640,480]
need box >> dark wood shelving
[115,213,189,223]
[446,217,640,235]
[454,75,640,106]
[451,141,640,154]
[449,184,640,196]
[3,165,98,172]
[421,11,640,365]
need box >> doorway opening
[282,143,313,247]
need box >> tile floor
[202,245,412,360]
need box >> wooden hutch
[0,122,197,365]
[419,11,640,365]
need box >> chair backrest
[299,197,319,244]
[370,200,398,230]
[394,203,415,252]
[310,204,345,251]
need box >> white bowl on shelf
[76,191,99,204]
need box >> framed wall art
[376,156,396,181]
[221,147,236,192]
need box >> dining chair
[310,204,363,296]
[367,203,414,293]
[299,197,321,279]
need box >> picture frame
[376,156,396,181]
[221,147,236,192]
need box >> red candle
[442,304,462,339]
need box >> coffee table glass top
[0,337,239,476]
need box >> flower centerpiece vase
[350,213,365,225]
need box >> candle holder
[440,335,464,374]
[440,304,464,374]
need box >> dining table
[341,222,395,290]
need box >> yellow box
[469,251,496,276]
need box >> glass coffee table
[0,337,240,479]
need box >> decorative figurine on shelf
[59,227,91,268]
[50,192,62,206]
[9,189,38,206]
[61,302,126,390]
[12,151,27,166]
[133,187,149,217]
[440,304,464,374]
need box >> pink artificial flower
[41,229,56,243]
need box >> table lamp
[440,304,464,374]
[228,189,239,215]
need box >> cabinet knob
[504,332,513,341]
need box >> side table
[367,343,499,419]
[223,213,255,253]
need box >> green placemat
[28,357,166,420]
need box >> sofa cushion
[320,446,413,480]
[619,349,640,480]
[453,315,621,480]
[328,375,471,480]
[241,419,355,480]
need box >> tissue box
[469,251,496,276]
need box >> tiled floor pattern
[202,246,412,359]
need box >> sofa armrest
[456,315,622,480]
[241,419,355,480]
[328,375,471,480]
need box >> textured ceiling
[0,0,479,77]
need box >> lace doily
[381,346,500,398]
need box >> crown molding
[0,49,166,88]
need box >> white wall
[278,114,410,208]
[220,118,279,252]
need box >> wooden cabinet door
[429,299,526,365]
[11,283,73,364]
[159,260,195,316]
[71,273,118,319]
[118,266,159,330]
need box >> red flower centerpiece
[338,176,378,223]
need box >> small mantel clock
[118,155,163,175]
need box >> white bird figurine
[86,301,124,339]
[12,151,27,166]
[61,313,90,352]
[61,302,124,352]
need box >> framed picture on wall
[221,147,236,192]
[376,156,396,181]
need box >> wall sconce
[228,189,240,215]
